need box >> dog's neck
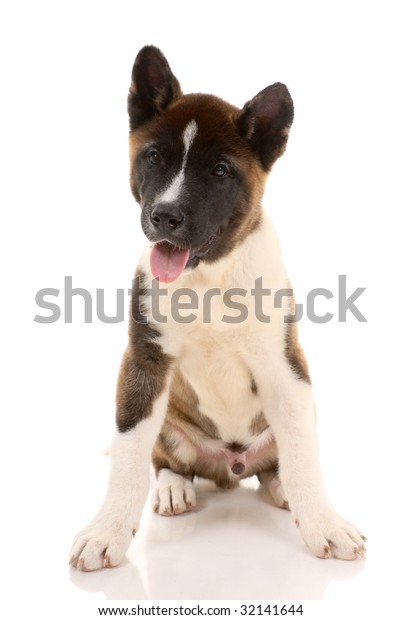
[179,211,273,289]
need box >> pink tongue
[150,243,190,283]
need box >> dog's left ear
[238,83,294,171]
[128,45,182,131]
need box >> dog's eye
[212,162,230,177]
[147,151,161,165]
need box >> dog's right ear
[128,46,182,131]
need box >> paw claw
[299,511,366,561]
[77,558,86,571]
[323,545,331,558]
[69,517,133,571]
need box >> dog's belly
[179,341,263,442]
[159,337,278,484]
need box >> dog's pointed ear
[128,46,182,130]
[237,83,294,171]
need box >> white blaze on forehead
[157,120,198,203]
[182,119,198,152]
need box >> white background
[1,1,400,618]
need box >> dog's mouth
[150,231,220,283]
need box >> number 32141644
[240,605,303,616]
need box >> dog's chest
[178,330,264,442]
[141,216,288,443]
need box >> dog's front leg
[70,341,172,571]
[69,383,171,571]
[252,361,366,560]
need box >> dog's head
[128,46,293,282]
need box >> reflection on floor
[69,477,367,601]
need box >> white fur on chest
[180,336,262,442]
[139,214,289,440]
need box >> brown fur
[249,411,269,435]
[250,376,258,395]
[285,294,311,383]
[116,270,173,432]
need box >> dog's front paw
[69,515,134,571]
[297,510,366,560]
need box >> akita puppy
[70,46,365,571]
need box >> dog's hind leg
[152,468,196,516]
[258,470,289,510]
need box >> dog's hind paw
[258,470,289,510]
[152,468,196,516]
[69,515,133,571]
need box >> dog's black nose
[151,203,184,231]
